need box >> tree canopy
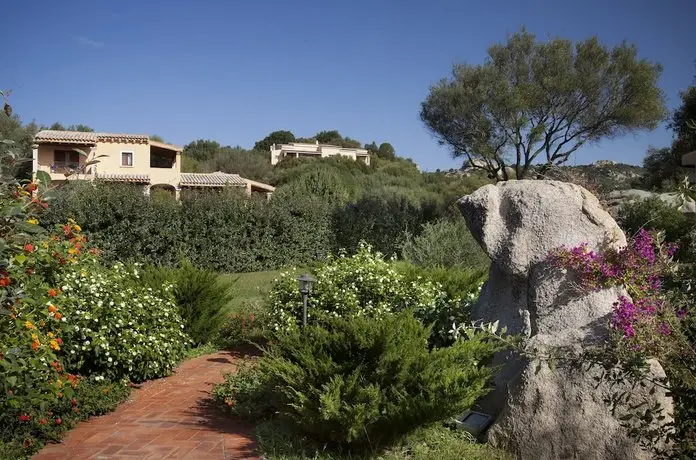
[254,130,296,152]
[420,28,666,180]
[183,139,222,162]
[48,122,93,132]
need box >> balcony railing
[48,162,86,174]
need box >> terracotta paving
[33,350,259,460]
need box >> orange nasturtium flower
[48,289,58,297]
[24,320,35,330]
[48,305,57,313]
[50,340,60,351]
[31,340,40,351]
[54,313,63,320]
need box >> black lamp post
[296,273,316,328]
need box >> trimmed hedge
[41,182,442,272]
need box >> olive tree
[421,29,666,179]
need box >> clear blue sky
[3,0,695,171]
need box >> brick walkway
[34,350,259,460]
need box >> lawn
[219,269,285,315]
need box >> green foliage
[641,147,690,191]
[377,142,396,160]
[267,245,444,333]
[421,28,666,178]
[182,139,222,162]
[0,377,130,459]
[214,360,278,421]
[333,194,441,257]
[402,218,489,270]
[670,84,696,155]
[396,264,487,347]
[47,123,93,132]
[248,312,500,449]
[255,130,296,152]
[42,182,333,272]
[616,197,694,261]
[142,260,234,345]
[254,420,512,460]
[314,130,362,148]
[58,262,191,382]
[42,181,183,266]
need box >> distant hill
[443,161,645,193]
[542,162,645,192]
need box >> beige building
[33,130,275,198]
[270,141,370,166]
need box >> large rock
[459,180,672,460]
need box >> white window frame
[121,151,134,167]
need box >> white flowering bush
[268,244,446,333]
[57,262,191,382]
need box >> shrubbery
[142,260,233,345]
[58,262,190,382]
[616,197,695,262]
[215,312,501,450]
[267,245,444,333]
[402,218,489,270]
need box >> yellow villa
[32,130,275,198]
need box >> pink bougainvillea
[549,229,683,345]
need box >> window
[121,151,134,167]
[54,150,80,166]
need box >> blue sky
[3,0,695,171]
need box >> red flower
[48,289,58,297]
[71,398,77,406]
[19,414,30,422]
[56,337,63,345]
[0,276,9,287]
[39,418,46,425]
[26,182,37,192]
[54,418,62,425]
[24,243,34,252]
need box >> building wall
[36,141,179,184]
[270,143,370,166]
[93,140,151,175]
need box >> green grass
[219,270,284,315]
[255,420,512,460]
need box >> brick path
[34,350,259,460]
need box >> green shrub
[0,377,131,459]
[616,197,694,261]
[143,260,234,345]
[332,194,441,257]
[267,245,444,333]
[248,312,501,449]
[215,301,269,348]
[58,262,191,382]
[396,264,487,347]
[254,420,512,460]
[402,218,489,270]
[214,360,277,421]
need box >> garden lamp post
[297,273,316,328]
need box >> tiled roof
[96,173,150,183]
[35,130,97,144]
[180,172,247,187]
[34,130,149,144]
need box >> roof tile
[180,172,247,187]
